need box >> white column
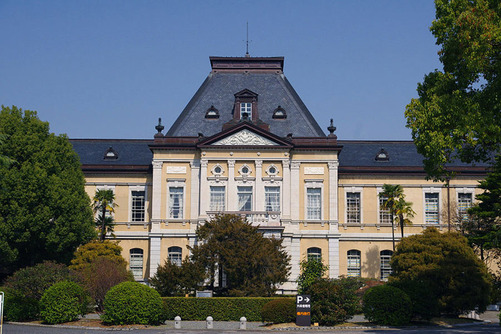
[290,161,301,221]
[328,161,339,222]
[200,159,209,217]
[282,160,291,220]
[328,237,340,278]
[190,160,200,221]
[149,236,162,278]
[290,236,301,288]
[255,160,263,211]
[151,161,163,230]
[228,160,236,211]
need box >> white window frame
[305,180,324,220]
[456,187,475,219]
[307,247,322,261]
[129,185,147,222]
[168,246,183,266]
[210,184,226,212]
[347,249,361,277]
[167,180,185,219]
[423,188,441,224]
[380,250,393,281]
[240,102,252,119]
[265,186,281,212]
[129,248,144,280]
[345,187,362,224]
[237,185,253,212]
[377,187,392,225]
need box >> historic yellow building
[71,56,487,293]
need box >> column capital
[291,161,301,170]
[228,159,236,167]
[255,160,263,168]
[328,161,339,169]
[152,161,163,169]
[282,159,290,169]
[190,159,201,168]
[200,159,208,168]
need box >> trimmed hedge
[40,281,88,324]
[163,297,292,321]
[261,298,296,324]
[102,281,164,325]
[363,285,412,326]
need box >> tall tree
[405,0,501,180]
[92,189,116,241]
[190,214,290,296]
[379,184,415,250]
[0,106,95,277]
[466,155,501,261]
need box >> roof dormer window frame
[205,105,220,119]
[234,89,258,122]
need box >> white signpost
[0,291,4,334]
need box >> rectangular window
[346,192,361,223]
[265,186,280,212]
[380,250,393,281]
[210,186,225,211]
[131,191,145,222]
[169,187,184,218]
[458,193,473,219]
[130,249,144,280]
[237,186,253,211]
[379,196,392,224]
[347,250,361,277]
[425,193,439,224]
[240,102,252,119]
[307,188,321,220]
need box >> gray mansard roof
[166,57,326,138]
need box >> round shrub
[3,287,39,322]
[40,281,88,324]
[363,285,412,326]
[261,298,295,324]
[102,281,164,325]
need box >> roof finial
[245,22,251,57]
[327,118,336,136]
[155,117,164,138]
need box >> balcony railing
[206,211,281,226]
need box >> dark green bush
[102,281,164,325]
[3,261,72,321]
[163,297,283,321]
[304,277,364,326]
[261,298,295,324]
[40,281,88,324]
[363,285,412,326]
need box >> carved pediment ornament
[213,129,277,146]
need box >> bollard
[239,316,247,330]
[174,316,181,329]
[206,316,213,329]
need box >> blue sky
[0,1,441,140]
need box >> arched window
[168,246,182,266]
[130,248,143,280]
[347,250,361,277]
[307,247,322,261]
[380,250,393,281]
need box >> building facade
[71,56,488,292]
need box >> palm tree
[379,184,415,250]
[92,189,117,241]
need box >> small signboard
[296,294,311,326]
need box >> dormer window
[104,147,118,160]
[205,105,219,119]
[240,103,252,120]
[272,106,287,119]
[234,89,258,121]
[375,148,389,162]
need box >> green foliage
[190,214,290,296]
[261,298,296,324]
[466,155,501,259]
[40,281,88,324]
[92,189,117,241]
[162,297,286,321]
[3,261,72,321]
[150,258,205,297]
[102,281,164,325]
[69,240,126,271]
[379,184,415,241]
[297,258,328,294]
[74,256,133,312]
[304,277,364,326]
[405,0,501,180]
[0,106,95,276]
[362,285,412,326]
[390,228,491,317]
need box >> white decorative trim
[423,187,441,225]
[304,167,325,175]
[304,180,324,221]
[167,180,186,220]
[167,166,187,174]
[211,163,224,176]
[344,187,363,225]
[213,129,278,146]
[128,184,148,223]
[152,161,163,169]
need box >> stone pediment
[212,129,278,146]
